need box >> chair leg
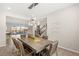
[38,53,41,56]
[33,52,36,56]
[56,50,58,56]
[16,50,19,56]
[16,49,21,56]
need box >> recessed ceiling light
[7,7,11,10]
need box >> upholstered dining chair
[40,40,58,56]
[12,38,35,56]
[39,43,52,56]
[49,40,58,56]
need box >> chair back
[47,43,52,55]
[50,40,58,55]
[12,38,25,55]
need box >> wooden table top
[19,37,51,53]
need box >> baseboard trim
[0,43,6,47]
[58,46,79,54]
[0,45,6,47]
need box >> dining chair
[40,40,58,56]
[18,38,36,56]
[12,38,35,56]
[39,43,52,56]
[49,40,58,56]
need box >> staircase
[35,17,48,39]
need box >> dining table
[19,37,51,53]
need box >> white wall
[47,4,79,52]
[0,10,30,47]
[0,11,6,47]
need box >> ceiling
[0,3,75,17]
